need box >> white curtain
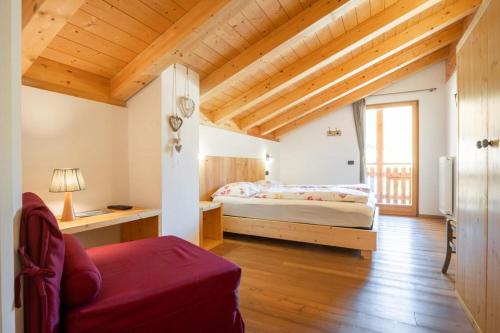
[352,99,366,183]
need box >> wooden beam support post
[22,0,85,74]
[258,23,463,135]
[271,48,449,137]
[110,0,247,101]
[200,0,353,101]
[237,0,479,130]
[207,0,441,124]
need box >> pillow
[255,180,282,189]
[61,234,102,307]
[212,182,260,198]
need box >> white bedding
[213,195,376,229]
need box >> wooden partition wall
[199,156,266,201]
[456,1,499,332]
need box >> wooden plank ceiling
[22,0,480,139]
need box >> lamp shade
[49,168,86,193]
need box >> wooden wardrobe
[457,0,499,332]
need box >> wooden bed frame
[199,156,378,259]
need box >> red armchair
[17,193,245,333]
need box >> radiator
[438,156,454,216]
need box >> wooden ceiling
[22,0,480,139]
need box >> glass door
[365,101,418,216]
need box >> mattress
[213,195,376,229]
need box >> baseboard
[455,290,484,333]
[418,214,445,219]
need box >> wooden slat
[271,47,448,137]
[110,0,248,101]
[69,10,149,54]
[102,0,172,34]
[258,26,460,135]
[205,0,440,124]
[200,0,352,105]
[58,23,138,63]
[48,36,127,75]
[81,0,160,43]
[236,0,479,130]
[23,57,125,106]
[22,0,85,74]
[40,47,115,78]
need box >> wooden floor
[213,216,474,333]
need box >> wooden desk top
[199,201,221,212]
[58,207,161,234]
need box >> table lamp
[49,168,86,221]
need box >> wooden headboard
[199,156,266,201]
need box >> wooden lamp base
[61,192,76,221]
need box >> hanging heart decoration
[173,137,182,152]
[168,115,183,132]
[178,96,195,118]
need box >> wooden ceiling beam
[199,0,354,102]
[270,47,449,138]
[22,0,85,74]
[207,0,441,124]
[23,57,125,106]
[258,25,461,135]
[110,0,248,102]
[237,0,479,130]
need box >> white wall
[0,0,22,331]
[199,125,281,180]
[22,86,129,213]
[22,86,130,247]
[127,78,162,210]
[279,61,448,215]
[128,64,200,244]
[279,106,359,184]
[161,65,200,243]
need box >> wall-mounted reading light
[265,153,272,176]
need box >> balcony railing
[367,163,412,205]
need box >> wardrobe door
[487,0,500,332]
[457,8,488,332]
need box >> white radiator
[438,156,454,216]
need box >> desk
[58,208,161,242]
[199,201,223,250]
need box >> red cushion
[62,234,102,307]
[63,236,243,333]
[17,192,65,333]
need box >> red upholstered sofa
[17,193,245,333]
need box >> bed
[199,156,378,259]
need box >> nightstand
[199,201,223,250]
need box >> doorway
[365,101,419,216]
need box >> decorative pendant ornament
[178,96,195,118]
[173,135,182,152]
[168,115,183,132]
[178,66,195,118]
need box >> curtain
[352,99,367,183]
